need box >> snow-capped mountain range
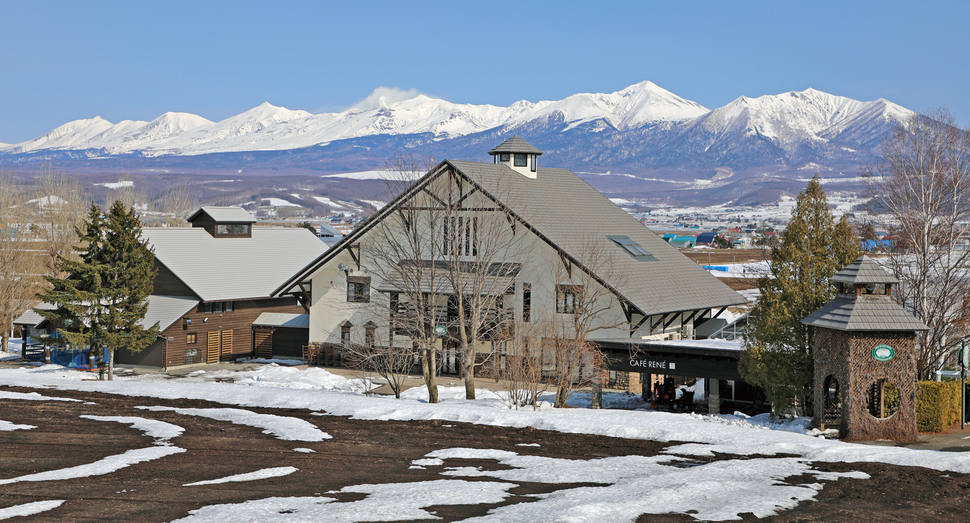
[0,81,914,205]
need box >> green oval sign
[433,325,448,336]
[872,344,895,362]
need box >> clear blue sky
[2,0,968,144]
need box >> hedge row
[916,380,964,433]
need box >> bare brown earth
[2,385,970,522]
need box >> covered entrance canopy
[595,338,761,414]
[596,338,743,381]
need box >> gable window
[608,235,658,261]
[444,216,478,256]
[514,153,527,167]
[347,276,371,303]
[556,284,581,314]
[186,333,197,344]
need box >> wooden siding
[155,296,304,368]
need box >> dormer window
[514,154,528,167]
[499,153,510,162]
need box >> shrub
[916,380,963,433]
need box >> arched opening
[823,375,841,425]
[867,379,900,419]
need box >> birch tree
[863,109,970,379]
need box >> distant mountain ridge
[0,82,913,206]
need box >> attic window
[499,153,510,162]
[514,154,527,167]
[608,235,657,261]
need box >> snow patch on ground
[0,447,185,485]
[0,500,66,520]
[136,406,332,441]
[183,467,298,486]
[0,420,35,431]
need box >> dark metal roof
[801,295,928,332]
[187,206,255,224]
[830,255,898,285]
[488,136,543,156]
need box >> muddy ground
[2,385,969,522]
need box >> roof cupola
[488,136,543,179]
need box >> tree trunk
[422,347,438,403]
[463,342,476,400]
[108,348,114,381]
[591,371,603,409]
[1,333,8,354]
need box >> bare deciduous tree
[543,238,625,408]
[33,168,87,277]
[499,319,549,410]
[0,173,45,352]
[863,109,970,379]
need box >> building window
[347,276,371,303]
[444,216,478,256]
[216,224,231,235]
[522,283,531,322]
[514,153,527,167]
[530,155,537,172]
[499,153,510,162]
[186,333,197,344]
[233,224,249,235]
[365,325,376,347]
[204,301,233,314]
[556,285,581,314]
[341,323,352,345]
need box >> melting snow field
[2,352,970,521]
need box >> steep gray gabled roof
[801,295,928,331]
[187,206,255,223]
[275,159,744,316]
[143,227,327,302]
[141,295,200,331]
[830,255,898,285]
[488,136,543,156]
[449,161,745,315]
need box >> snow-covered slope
[2,82,711,157]
[687,88,912,153]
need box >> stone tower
[802,255,927,441]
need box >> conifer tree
[38,201,159,380]
[739,176,859,416]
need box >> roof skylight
[607,236,657,261]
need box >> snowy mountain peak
[2,83,914,161]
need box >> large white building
[274,137,745,382]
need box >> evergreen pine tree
[38,203,107,359]
[739,176,859,416]
[38,201,158,380]
[97,201,159,379]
